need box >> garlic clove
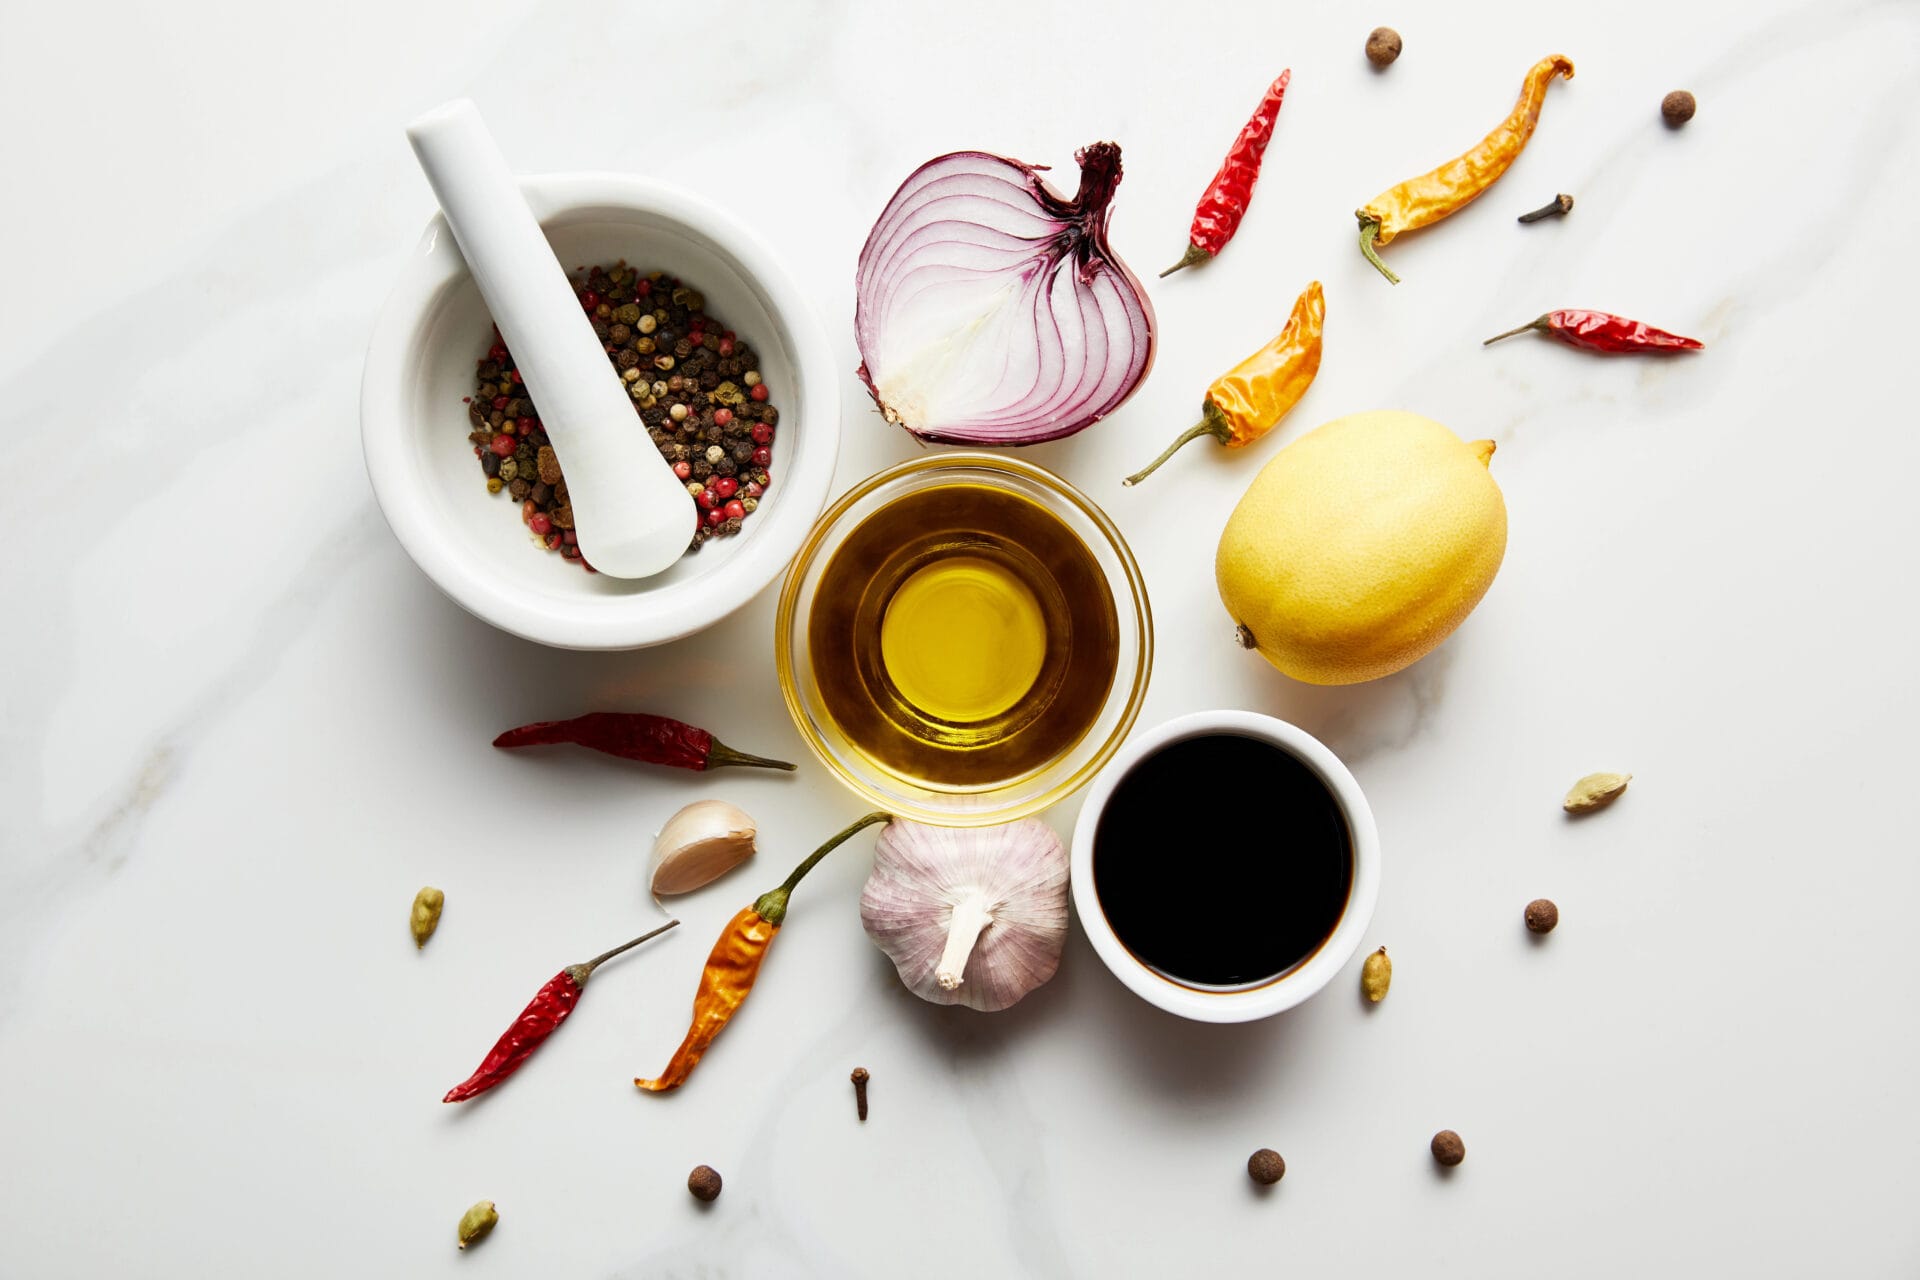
[650,800,758,896]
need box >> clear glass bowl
[776,452,1152,827]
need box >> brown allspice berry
[1247,1148,1286,1185]
[1525,898,1559,934]
[1431,1130,1466,1167]
[1366,27,1402,67]
[687,1165,723,1202]
[1662,90,1696,127]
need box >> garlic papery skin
[650,800,757,896]
[860,818,1068,1012]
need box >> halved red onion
[854,143,1156,446]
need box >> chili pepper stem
[1123,419,1227,486]
[1482,316,1551,345]
[753,811,892,925]
[569,919,681,984]
[1358,221,1399,285]
[1158,243,1212,278]
[705,739,797,771]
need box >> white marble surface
[5,1,1918,1275]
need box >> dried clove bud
[851,1067,870,1122]
[1518,193,1574,223]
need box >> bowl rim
[775,451,1153,826]
[1068,709,1382,1023]
[360,170,840,650]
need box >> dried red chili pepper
[1483,310,1703,353]
[492,712,795,772]
[1161,70,1292,277]
[443,920,678,1103]
[636,812,891,1094]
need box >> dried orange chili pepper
[1123,281,1324,487]
[1356,54,1575,284]
[636,812,891,1094]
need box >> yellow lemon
[1215,410,1506,685]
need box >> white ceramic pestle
[407,99,694,579]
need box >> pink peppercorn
[490,434,517,457]
[511,369,523,385]
[723,499,746,520]
[749,383,769,402]
[522,500,539,521]
[750,423,773,445]
[582,290,600,310]
[712,408,733,428]
[744,481,764,498]
[488,343,507,362]
[706,507,727,527]
[751,446,772,467]
[636,279,651,296]
[696,487,720,509]
[491,395,509,411]
[719,338,735,357]
[711,476,738,499]
[529,512,553,537]
[673,461,692,479]
[562,531,577,545]
[545,530,562,550]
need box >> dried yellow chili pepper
[1357,54,1575,284]
[1124,281,1324,487]
[636,812,891,1093]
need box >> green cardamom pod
[411,887,445,949]
[456,1199,497,1249]
[1563,772,1631,814]
[1360,946,1392,1002]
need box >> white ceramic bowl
[361,173,839,649]
[1069,710,1381,1023]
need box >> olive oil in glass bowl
[777,454,1151,826]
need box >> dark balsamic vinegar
[1093,735,1353,988]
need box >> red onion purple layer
[854,143,1156,446]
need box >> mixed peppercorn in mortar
[463,263,780,566]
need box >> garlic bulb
[859,818,1068,1012]
[650,800,757,895]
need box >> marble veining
[4,0,1918,1275]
